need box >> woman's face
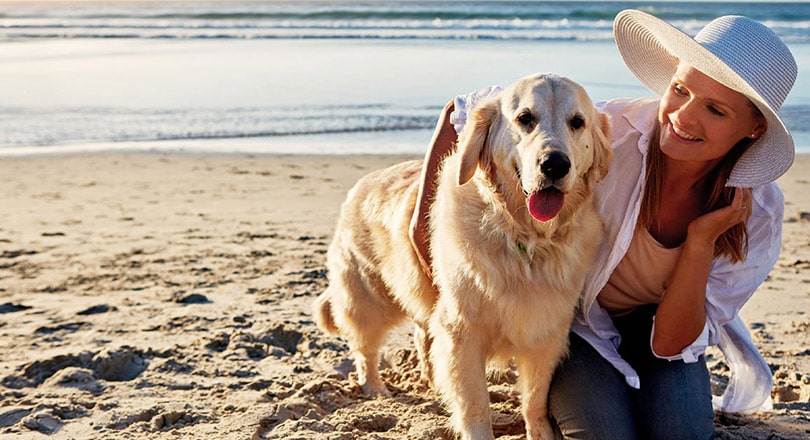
[657,63,766,165]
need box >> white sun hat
[613,9,798,187]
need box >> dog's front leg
[430,321,494,440]
[354,350,390,396]
[515,327,570,440]
[413,323,435,388]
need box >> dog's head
[456,73,612,224]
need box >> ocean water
[0,1,808,156]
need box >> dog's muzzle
[523,151,570,222]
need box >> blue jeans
[548,305,715,440]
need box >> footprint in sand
[93,347,148,382]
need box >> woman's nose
[672,100,699,126]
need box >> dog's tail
[313,289,339,335]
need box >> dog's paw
[417,371,434,391]
[525,417,556,440]
[360,381,392,397]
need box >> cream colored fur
[314,72,612,440]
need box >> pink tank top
[598,226,683,316]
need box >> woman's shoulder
[596,96,659,118]
[592,97,659,154]
[752,181,785,219]
[596,97,659,138]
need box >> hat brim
[613,9,794,187]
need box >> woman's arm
[409,99,458,276]
[652,188,753,357]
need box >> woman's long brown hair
[638,121,758,264]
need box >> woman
[410,10,798,439]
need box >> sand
[0,152,808,439]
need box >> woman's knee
[549,334,638,440]
[633,356,715,440]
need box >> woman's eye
[672,84,687,96]
[708,106,725,116]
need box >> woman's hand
[686,187,752,249]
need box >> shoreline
[0,143,808,159]
[0,153,807,439]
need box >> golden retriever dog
[314,72,612,440]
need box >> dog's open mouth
[528,187,565,222]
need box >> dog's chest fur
[429,167,601,350]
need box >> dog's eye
[569,114,585,131]
[516,111,535,129]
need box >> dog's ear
[457,103,497,186]
[590,111,613,182]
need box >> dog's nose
[540,152,570,181]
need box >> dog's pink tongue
[528,188,565,222]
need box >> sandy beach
[0,152,808,439]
